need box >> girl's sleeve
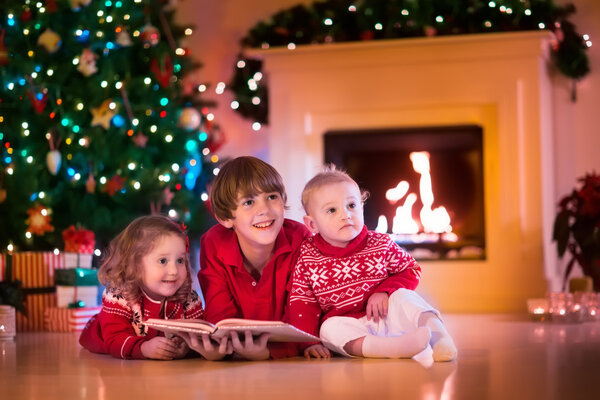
[198,233,240,323]
[374,237,422,294]
[96,298,151,359]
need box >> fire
[375,151,455,240]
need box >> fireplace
[324,125,485,260]
[253,31,555,312]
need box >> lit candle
[527,298,550,321]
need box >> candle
[527,298,550,321]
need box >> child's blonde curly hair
[98,214,193,304]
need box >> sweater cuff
[268,342,301,359]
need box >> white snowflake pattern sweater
[287,225,421,337]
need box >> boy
[287,165,457,361]
[197,156,310,360]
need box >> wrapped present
[54,268,99,286]
[44,306,101,332]
[56,285,99,308]
[0,252,68,331]
[62,225,95,254]
[63,252,93,269]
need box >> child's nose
[255,198,269,214]
[166,262,178,274]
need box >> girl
[79,215,231,360]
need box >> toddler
[288,165,457,362]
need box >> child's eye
[348,202,357,209]
[327,208,336,214]
[158,258,168,265]
[267,193,280,201]
[242,199,254,207]
[176,258,185,265]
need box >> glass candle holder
[549,292,573,323]
[587,292,600,321]
[527,298,550,321]
[0,305,16,341]
[570,292,589,323]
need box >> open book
[143,318,319,343]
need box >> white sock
[420,313,458,362]
[361,327,431,358]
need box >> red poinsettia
[553,172,600,291]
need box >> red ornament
[150,55,173,88]
[26,88,49,114]
[103,174,125,196]
[132,132,148,148]
[140,23,161,47]
[207,126,226,153]
[0,29,8,66]
[45,0,58,13]
[21,9,32,22]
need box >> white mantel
[253,31,555,312]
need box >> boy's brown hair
[210,156,287,221]
[98,214,193,304]
[301,164,369,214]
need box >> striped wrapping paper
[0,252,69,331]
[44,306,101,332]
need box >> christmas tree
[0,0,221,252]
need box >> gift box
[0,252,68,331]
[56,285,99,308]
[63,252,94,269]
[44,306,101,332]
[54,268,99,287]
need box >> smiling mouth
[253,220,274,229]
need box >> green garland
[230,0,590,124]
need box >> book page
[213,322,319,342]
[143,318,216,335]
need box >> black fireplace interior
[324,125,485,260]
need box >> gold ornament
[37,28,62,53]
[90,99,116,129]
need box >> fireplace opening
[324,125,485,260]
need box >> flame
[377,151,453,237]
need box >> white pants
[319,288,440,357]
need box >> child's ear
[302,215,319,234]
[217,217,234,229]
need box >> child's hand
[229,330,270,361]
[140,336,184,360]
[304,344,331,359]
[170,335,190,359]
[366,292,389,323]
[179,333,232,361]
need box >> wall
[178,0,600,293]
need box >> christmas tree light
[0,0,220,252]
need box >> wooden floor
[1,314,599,400]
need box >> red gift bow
[62,225,95,251]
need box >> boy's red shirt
[199,218,310,359]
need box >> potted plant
[553,172,600,291]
